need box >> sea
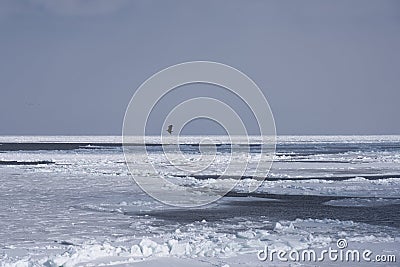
[0,135,399,266]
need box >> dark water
[135,193,400,229]
[2,140,400,154]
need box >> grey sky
[0,0,399,135]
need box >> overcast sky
[1,0,399,135]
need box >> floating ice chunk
[130,245,143,257]
[245,239,265,248]
[168,240,191,256]
[346,177,369,182]
[153,244,170,256]
[192,240,215,257]
[236,231,256,239]
[273,221,297,233]
[324,197,400,207]
[274,222,283,230]
[142,246,152,258]
[139,238,158,249]
[139,239,159,257]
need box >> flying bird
[166,125,173,135]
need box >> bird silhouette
[166,125,173,135]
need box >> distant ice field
[0,136,399,266]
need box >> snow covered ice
[0,136,399,266]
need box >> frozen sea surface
[0,136,399,266]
